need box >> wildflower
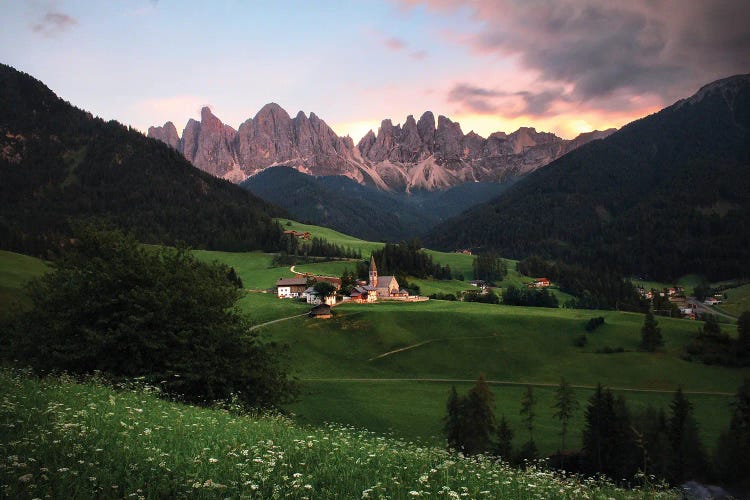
[208,458,218,463]
[18,473,33,483]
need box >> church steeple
[369,255,378,288]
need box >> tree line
[444,376,750,489]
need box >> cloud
[399,0,750,109]
[32,11,77,37]
[410,50,428,60]
[448,83,572,116]
[384,37,406,51]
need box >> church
[350,256,408,302]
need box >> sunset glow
[1,1,747,141]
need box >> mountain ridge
[0,63,284,255]
[424,73,750,282]
[149,106,614,191]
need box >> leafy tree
[667,387,707,483]
[494,415,514,461]
[312,281,336,299]
[519,385,536,445]
[339,268,358,295]
[3,225,295,408]
[553,377,579,460]
[639,309,664,351]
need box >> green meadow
[2,227,747,460]
[0,250,48,319]
[263,300,749,455]
[0,370,673,499]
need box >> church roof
[369,255,377,272]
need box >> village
[275,255,429,318]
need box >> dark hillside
[0,64,284,255]
[426,74,750,281]
[243,166,509,241]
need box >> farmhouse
[529,278,551,288]
[283,230,311,240]
[350,285,378,303]
[309,303,332,319]
[276,277,308,298]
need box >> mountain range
[425,74,750,282]
[149,105,614,191]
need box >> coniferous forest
[0,64,285,257]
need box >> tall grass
[0,369,673,499]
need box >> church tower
[369,255,378,288]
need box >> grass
[191,250,294,290]
[720,283,750,317]
[277,218,384,255]
[0,369,675,499]
[237,292,309,325]
[262,300,750,455]
[0,250,48,319]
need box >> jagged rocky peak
[149,103,617,190]
[147,121,179,149]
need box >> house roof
[276,277,308,286]
[309,304,331,315]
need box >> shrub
[3,225,295,408]
[573,334,588,347]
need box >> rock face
[149,105,615,191]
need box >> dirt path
[249,312,308,331]
[369,334,499,361]
[300,377,735,396]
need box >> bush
[573,334,588,347]
[585,316,605,332]
[2,225,295,408]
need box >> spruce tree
[736,312,750,359]
[552,377,579,465]
[444,386,463,452]
[520,385,537,446]
[494,415,514,461]
[667,387,707,483]
[639,309,664,351]
[462,375,496,454]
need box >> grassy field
[0,370,674,499]
[0,250,48,319]
[720,283,750,317]
[260,300,749,455]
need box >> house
[304,286,337,305]
[276,277,308,298]
[283,230,312,240]
[529,278,551,288]
[704,297,722,305]
[350,285,377,303]
[309,303,332,319]
[469,279,487,288]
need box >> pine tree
[552,377,579,466]
[639,309,664,351]
[462,375,496,454]
[494,415,514,461]
[736,312,750,359]
[444,386,463,452]
[667,387,707,483]
[520,385,537,446]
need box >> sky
[1,0,749,141]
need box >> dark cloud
[403,0,750,110]
[32,11,77,37]
[448,84,503,113]
[448,83,571,115]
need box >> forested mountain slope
[0,64,283,255]
[426,74,750,281]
